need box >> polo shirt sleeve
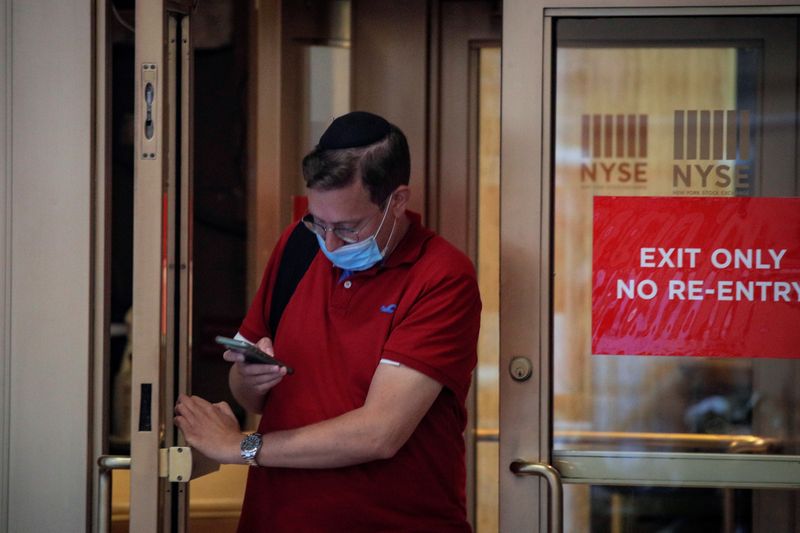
[238,225,295,343]
[380,267,481,403]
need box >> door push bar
[510,460,564,533]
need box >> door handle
[96,448,218,532]
[97,455,131,533]
[510,460,564,533]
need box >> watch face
[241,434,260,452]
[241,433,262,465]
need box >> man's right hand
[225,337,287,410]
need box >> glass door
[550,14,800,532]
[501,5,800,532]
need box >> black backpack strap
[269,221,319,339]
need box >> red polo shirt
[237,211,480,533]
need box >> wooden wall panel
[435,1,499,253]
[352,0,428,218]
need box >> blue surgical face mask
[316,195,397,271]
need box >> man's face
[307,179,393,252]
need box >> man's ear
[391,185,411,215]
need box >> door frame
[500,2,552,528]
[130,1,194,530]
[130,1,170,528]
[501,1,800,531]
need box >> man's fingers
[175,394,193,416]
[174,415,194,438]
[175,394,212,419]
[238,363,282,376]
[222,349,245,363]
[255,337,274,355]
[246,369,285,387]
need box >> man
[175,111,481,532]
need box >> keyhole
[509,356,533,382]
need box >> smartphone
[215,336,294,374]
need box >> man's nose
[324,231,344,252]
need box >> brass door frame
[501,2,551,530]
[130,1,193,530]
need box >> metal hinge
[158,446,220,482]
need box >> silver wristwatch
[240,432,263,466]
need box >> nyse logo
[673,110,752,193]
[580,114,648,185]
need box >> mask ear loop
[380,216,398,257]
[378,192,399,257]
[372,192,394,234]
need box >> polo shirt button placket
[331,277,356,311]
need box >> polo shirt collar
[381,211,433,269]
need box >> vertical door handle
[510,460,564,533]
[140,63,159,160]
[96,448,218,531]
[97,455,131,533]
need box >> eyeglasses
[302,209,382,244]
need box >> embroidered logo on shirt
[380,304,397,314]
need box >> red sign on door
[592,196,800,358]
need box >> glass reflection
[554,31,799,454]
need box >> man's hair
[301,126,410,206]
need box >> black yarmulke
[318,111,392,150]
